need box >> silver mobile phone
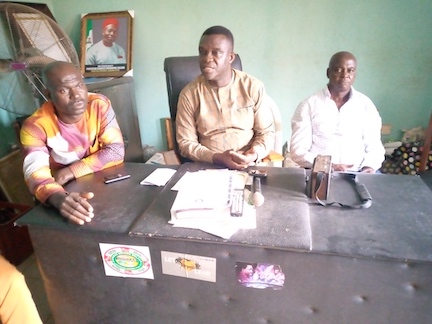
[103,173,131,184]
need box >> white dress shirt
[290,87,385,171]
[86,41,126,65]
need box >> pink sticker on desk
[99,243,154,279]
[236,262,285,290]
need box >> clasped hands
[213,147,258,170]
[48,166,95,226]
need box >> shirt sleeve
[85,46,95,65]
[21,115,67,203]
[289,100,316,168]
[360,102,385,171]
[249,90,275,161]
[176,90,215,163]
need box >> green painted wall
[1,0,431,157]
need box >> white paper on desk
[170,202,256,239]
[171,169,231,192]
[172,217,239,239]
[140,168,176,186]
[171,171,193,191]
[170,170,232,219]
[198,200,256,239]
[169,177,256,239]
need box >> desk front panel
[19,163,432,323]
[30,226,432,324]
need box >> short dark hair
[42,61,80,91]
[42,61,66,89]
[202,25,234,49]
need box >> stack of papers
[171,170,232,219]
[169,169,256,239]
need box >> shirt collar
[324,86,355,99]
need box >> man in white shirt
[290,51,385,173]
[86,17,126,66]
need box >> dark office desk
[18,163,432,324]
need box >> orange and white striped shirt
[20,93,124,203]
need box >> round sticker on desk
[103,246,151,275]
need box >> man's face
[102,24,118,46]
[46,65,88,124]
[198,34,235,87]
[244,265,253,276]
[327,55,357,92]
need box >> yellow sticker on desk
[161,251,216,282]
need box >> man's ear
[326,68,330,78]
[229,52,236,64]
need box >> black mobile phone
[248,169,268,178]
[103,173,131,184]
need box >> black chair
[163,55,242,160]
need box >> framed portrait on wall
[80,10,133,77]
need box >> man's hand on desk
[234,147,259,165]
[331,163,375,173]
[213,150,256,170]
[360,166,375,173]
[332,163,354,172]
[48,192,95,225]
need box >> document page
[171,170,232,219]
[140,168,177,186]
[169,169,255,239]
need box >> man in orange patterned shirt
[21,61,124,225]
